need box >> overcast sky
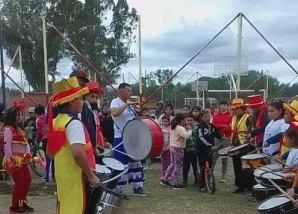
[3,0,298,91]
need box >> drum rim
[241,153,268,160]
[122,119,153,161]
[102,157,125,171]
[228,143,249,152]
[257,196,292,211]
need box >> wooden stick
[247,147,261,155]
[267,177,296,203]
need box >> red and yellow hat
[230,98,245,110]
[284,100,298,116]
[51,76,89,107]
[86,81,104,96]
[246,94,265,108]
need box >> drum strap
[113,106,137,132]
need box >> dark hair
[268,99,285,118]
[161,115,170,122]
[170,113,185,130]
[182,105,190,111]
[284,127,298,143]
[164,103,175,116]
[199,109,210,118]
[4,107,24,130]
[219,99,229,105]
[34,105,45,115]
[142,107,149,112]
[118,83,131,89]
[186,114,195,119]
[191,106,202,112]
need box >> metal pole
[122,73,125,82]
[236,13,243,98]
[202,90,205,109]
[18,46,24,100]
[243,14,298,75]
[138,15,143,103]
[266,70,269,99]
[141,13,240,106]
[196,72,199,106]
[0,22,6,107]
[42,17,49,104]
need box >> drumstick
[113,148,135,159]
[102,167,129,184]
[247,147,262,155]
[257,168,286,179]
[208,141,226,155]
[267,177,296,203]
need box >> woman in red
[2,101,34,214]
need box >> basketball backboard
[214,55,249,77]
[191,81,208,91]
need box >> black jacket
[196,122,224,154]
[81,102,96,148]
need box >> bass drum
[122,119,163,161]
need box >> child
[196,109,224,191]
[281,100,298,155]
[285,123,298,167]
[182,105,190,117]
[160,116,171,182]
[183,114,198,186]
[161,113,192,189]
[191,106,201,123]
[262,100,289,158]
[2,102,34,213]
[35,105,46,150]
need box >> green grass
[0,161,258,214]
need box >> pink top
[4,127,30,163]
[36,114,46,141]
[161,125,171,150]
[169,125,192,148]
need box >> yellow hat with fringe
[51,76,89,107]
[230,98,246,110]
[284,100,298,116]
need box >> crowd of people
[2,68,298,213]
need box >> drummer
[212,99,232,183]
[230,98,252,193]
[110,83,149,196]
[246,95,270,145]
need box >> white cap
[28,107,35,113]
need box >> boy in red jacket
[212,99,232,183]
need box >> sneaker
[160,180,172,188]
[133,188,149,196]
[200,187,206,192]
[9,206,27,214]
[173,184,186,190]
[23,203,34,213]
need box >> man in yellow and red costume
[46,76,100,214]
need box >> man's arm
[110,100,130,117]
[66,120,95,179]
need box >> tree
[1,0,65,91]
[64,0,138,85]
[147,69,176,86]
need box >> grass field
[0,160,258,214]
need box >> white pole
[18,46,24,100]
[236,13,243,98]
[265,70,269,99]
[203,90,205,109]
[42,17,49,103]
[196,72,199,106]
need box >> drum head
[96,164,111,174]
[262,172,284,180]
[103,158,125,171]
[122,119,153,161]
[218,146,233,155]
[264,164,283,170]
[258,197,290,210]
[241,153,267,160]
[254,169,263,177]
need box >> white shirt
[263,119,289,155]
[66,120,86,145]
[110,97,135,138]
[286,148,298,167]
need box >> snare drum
[253,184,279,202]
[228,143,251,157]
[260,171,292,189]
[254,164,284,182]
[241,154,269,169]
[103,157,125,190]
[95,165,111,188]
[257,196,297,214]
[218,146,234,156]
[122,119,163,161]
